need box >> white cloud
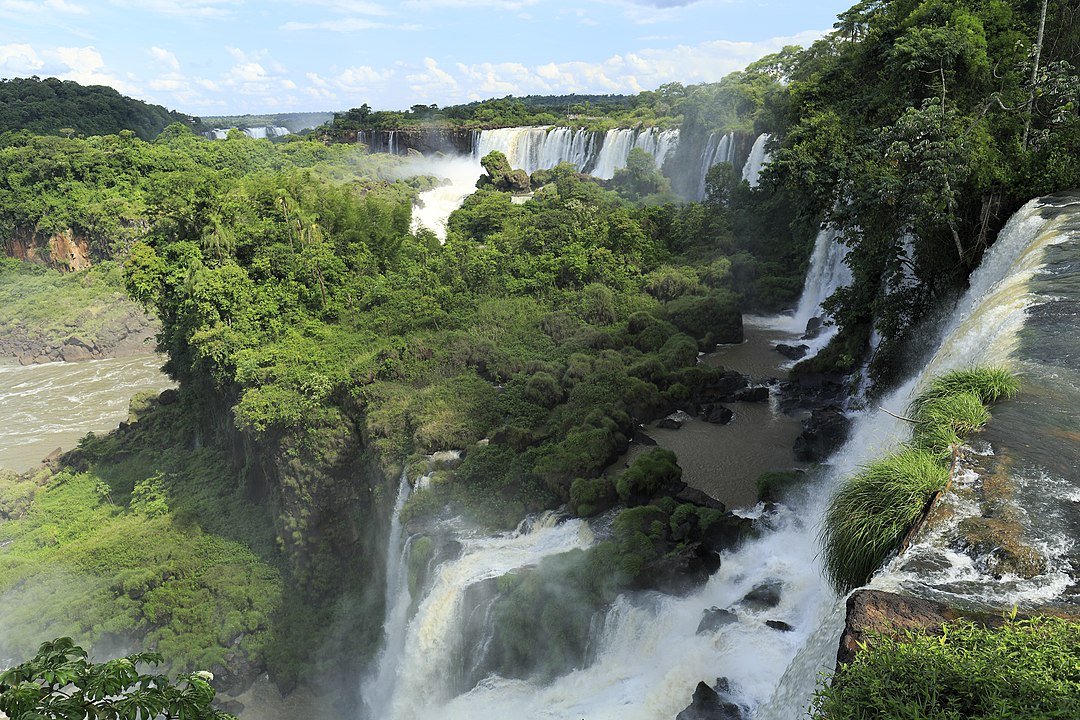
[109,0,240,18]
[402,0,539,8]
[0,0,87,14]
[398,29,827,104]
[50,46,140,94]
[282,0,390,14]
[149,47,180,71]
[281,17,417,31]
[0,43,44,73]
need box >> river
[0,355,174,472]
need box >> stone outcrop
[3,227,92,272]
[0,306,159,364]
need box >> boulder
[802,316,823,339]
[733,386,770,403]
[657,414,684,430]
[697,607,738,634]
[740,580,782,610]
[793,406,851,462]
[158,388,179,405]
[703,404,734,425]
[765,620,794,632]
[775,343,809,360]
[676,680,747,720]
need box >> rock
[697,607,738,634]
[775,343,809,360]
[676,680,747,720]
[42,447,64,469]
[837,589,1007,667]
[657,415,684,430]
[733,386,770,402]
[644,541,722,595]
[158,388,179,405]
[60,343,94,362]
[699,513,752,553]
[765,620,794,632]
[793,405,851,462]
[674,486,726,512]
[694,370,750,404]
[631,428,658,446]
[703,404,734,425]
[803,316,823,339]
[741,580,782,610]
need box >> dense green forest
[0,0,1078,714]
[0,77,196,141]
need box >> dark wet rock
[676,680,748,720]
[644,542,721,596]
[766,620,794,632]
[691,369,751,405]
[835,589,1042,667]
[779,371,849,412]
[699,514,752,554]
[631,428,658,446]
[703,404,734,425]
[158,388,179,405]
[733,386,770,402]
[42,447,64,469]
[775,343,809,360]
[741,580,782,610]
[657,415,684,430]
[697,607,738,634]
[674,486,726,512]
[793,405,851,462]
[217,700,245,716]
[802,316,823,339]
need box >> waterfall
[204,126,290,140]
[383,513,595,719]
[757,193,1080,718]
[472,126,677,180]
[740,133,770,188]
[693,132,736,200]
[361,471,414,718]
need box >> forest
[0,0,1079,718]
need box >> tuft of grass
[911,391,990,459]
[909,367,1019,415]
[820,449,949,593]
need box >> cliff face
[3,228,93,272]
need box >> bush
[820,449,948,592]
[662,291,742,346]
[569,477,617,517]
[910,391,989,459]
[813,618,1080,720]
[908,367,1020,415]
[615,448,681,506]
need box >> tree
[0,637,235,720]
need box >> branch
[878,405,925,424]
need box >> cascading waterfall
[740,134,770,188]
[758,193,1080,718]
[360,471,414,718]
[204,126,290,140]
[472,126,678,180]
[693,132,735,200]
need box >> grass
[813,617,1080,719]
[819,449,949,593]
[820,367,1020,593]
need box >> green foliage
[813,617,1080,720]
[0,77,195,140]
[0,637,234,720]
[910,391,990,459]
[909,366,1021,414]
[614,448,682,506]
[820,449,949,593]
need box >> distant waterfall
[204,126,290,140]
[473,126,678,179]
[741,133,770,188]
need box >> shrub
[908,367,1020,415]
[910,391,989,459]
[614,448,681,506]
[569,477,616,517]
[820,449,948,593]
[813,618,1080,720]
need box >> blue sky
[0,0,854,116]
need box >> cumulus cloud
[398,29,825,104]
[0,44,44,73]
[149,47,180,71]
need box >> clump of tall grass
[908,366,1019,415]
[820,449,949,593]
[911,391,990,459]
[820,366,1019,593]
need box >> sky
[0,0,855,117]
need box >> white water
[205,126,290,140]
[693,132,736,200]
[0,355,173,471]
[384,514,595,719]
[409,126,680,238]
[472,126,677,180]
[740,133,770,188]
[361,471,414,718]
